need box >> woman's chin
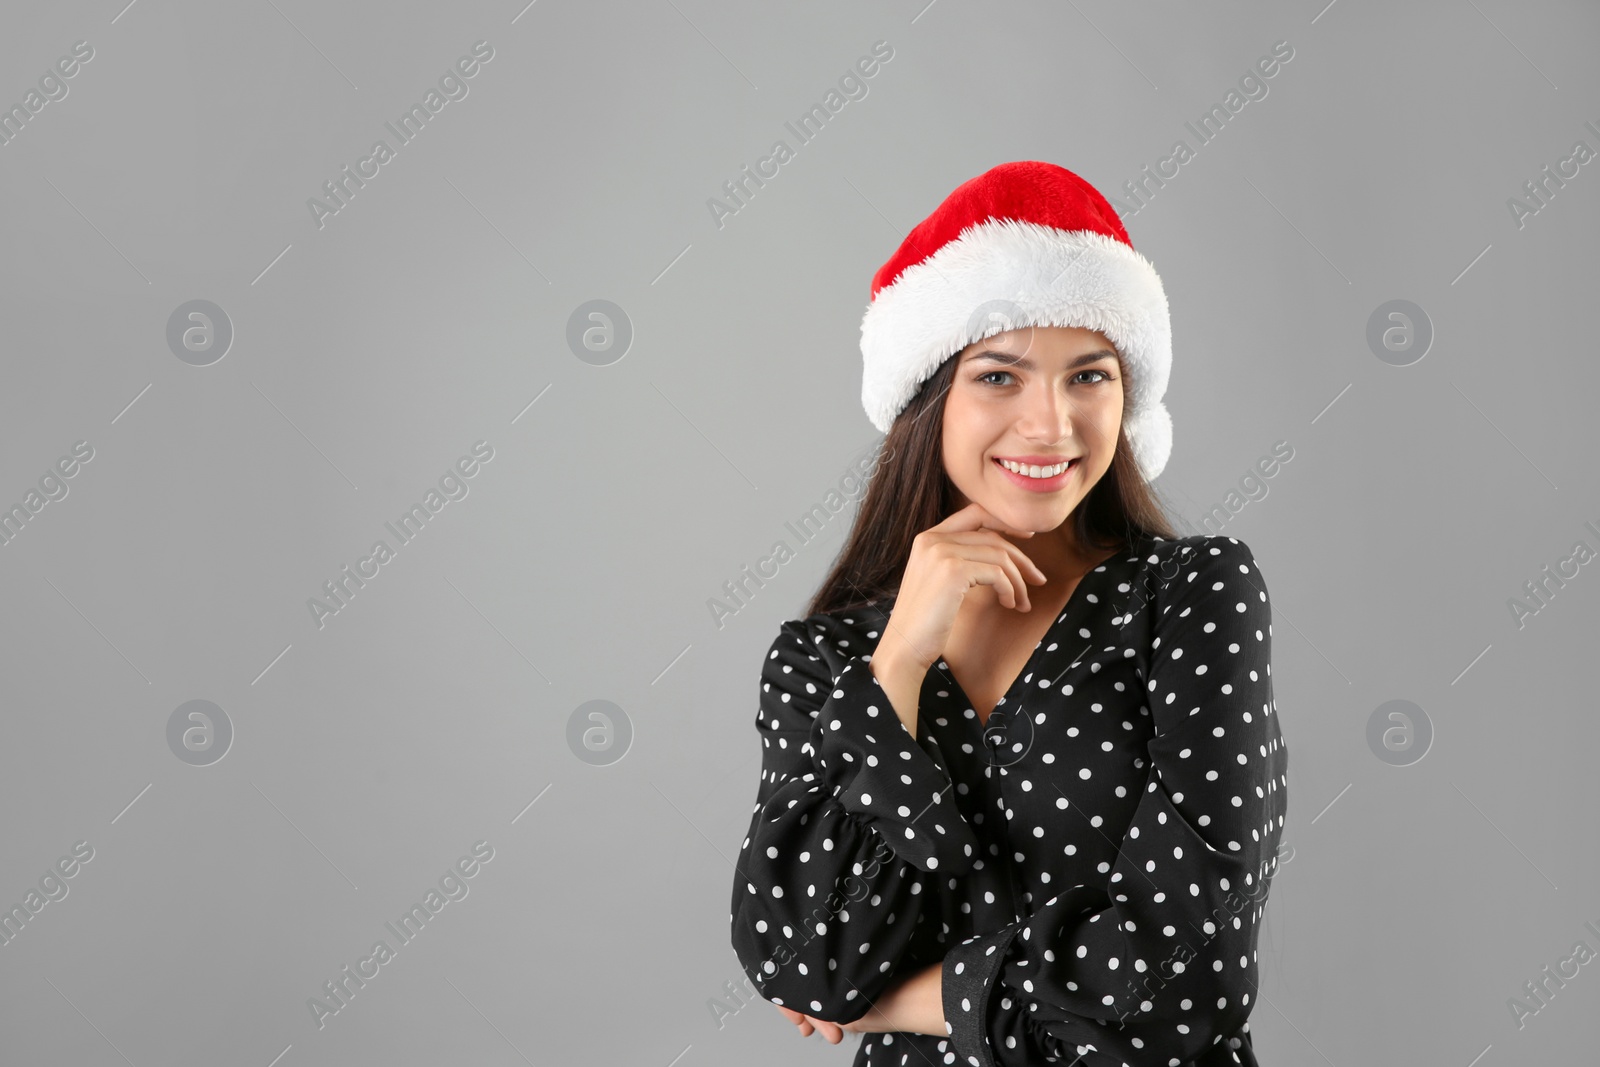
[984,499,1076,533]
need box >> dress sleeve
[729,616,981,1023]
[940,537,1290,1066]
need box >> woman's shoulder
[765,600,894,678]
[1124,532,1273,636]
[1135,531,1266,572]
[1119,533,1271,617]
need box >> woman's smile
[992,454,1081,491]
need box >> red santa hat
[859,160,1173,481]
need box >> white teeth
[998,458,1072,478]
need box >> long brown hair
[805,349,1180,619]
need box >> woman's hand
[773,1004,845,1044]
[774,962,948,1041]
[886,501,1046,665]
[872,502,1047,729]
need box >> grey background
[2,0,1597,1064]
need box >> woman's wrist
[836,961,948,1037]
[869,646,927,736]
[917,960,947,1036]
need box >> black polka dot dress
[729,534,1289,1066]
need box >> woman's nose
[1016,386,1077,437]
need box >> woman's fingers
[806,1016,844,1043]
[774,1004,849,1042]
[938,531,1050,584]
[948,548,1033,612]
[773,1005,812,1036]
[985,550,1035,612]
[790,1013,842,1043]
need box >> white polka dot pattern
[728,614,981,1022]
[728,534,1289,1067]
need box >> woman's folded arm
[730,617,981,1022]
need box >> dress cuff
[811,658,978,875]
[941,923,1021,1067]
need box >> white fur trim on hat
[860,218,1173,481]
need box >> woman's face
[941,324,1125,534]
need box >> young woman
[729,161,1289,1067]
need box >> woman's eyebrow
[965,348,1119,370]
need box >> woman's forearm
[908,960,946,1036]
[841,960,947,1036]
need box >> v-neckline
[932,542,1130,728]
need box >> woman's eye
[976,369,1114,387]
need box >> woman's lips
[993,456,1077,492]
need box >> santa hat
[859,160,1173,482]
